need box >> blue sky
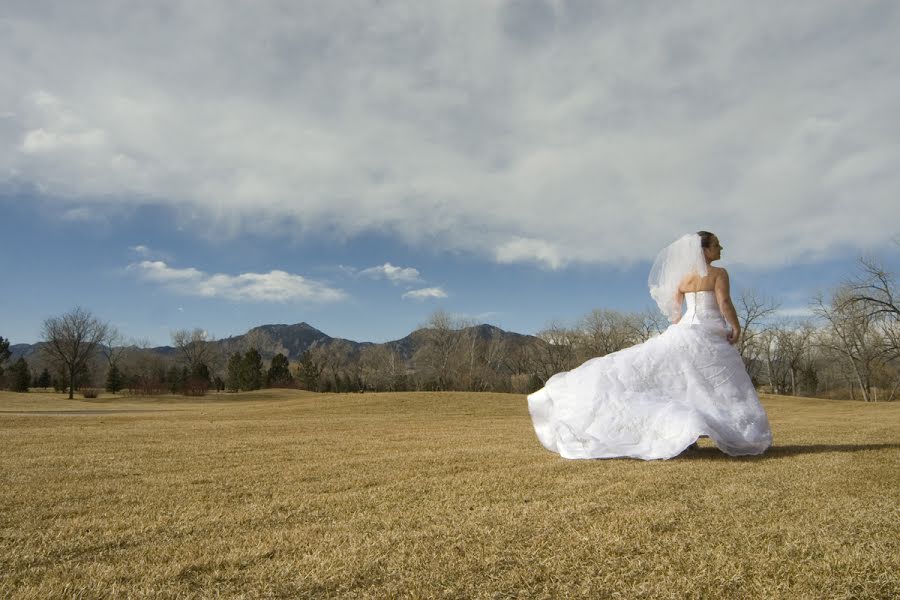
[2,1,900,346]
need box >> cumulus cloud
[128,244,171,261]
[495,237,565,270]
[358,262,422,284]
[2,2,899,268]
[128,261,346,303]
[402,287,448,301]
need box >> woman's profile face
[705,235,722,262]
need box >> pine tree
[191,362,211,384]
[297,351,321,391]
[37,368,52,389]
[105,363,123,393]
[180,362,210,396]
[266,353,292,387]
[241,348,264,390]
[225,352,243,392]
[166,365,183,394]
[0,336,10,377]
[9,358,30,392]
[526,373,543,394]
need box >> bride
[527,231,772,460]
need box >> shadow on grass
[682,443,900,461]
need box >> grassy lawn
[1,389,898,599]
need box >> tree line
[2,247,898,401]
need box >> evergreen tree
[526,373,544,394]
[240,348,264,390]
[35,367,53,388]
[225,352,243,392]
[213,375,225,392]
[297,351,321,391]
[0,335,10,378]
[166,364,183,394]
[181,362,211,396]
[191,362,211,384]
[105,363,123,393]
[9,358,30,392]
[266,353,292,387]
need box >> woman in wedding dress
[527,231,772,460]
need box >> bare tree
[310,340,354,391]
[842,255,900,363]
[120,337,172,395]
[813,290,886,402]
[627,308,669,342]
[759,321,815,396]
[171,328,218,371]
[41,307,109,399]
[99,326,127,368]
[735,289,780,382]
[529,322,579,385]
[413,310,469,390]
[478,335,511,391]
[359,345,407,391]
[575,309,638,361]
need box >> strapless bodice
[681,290,725,326]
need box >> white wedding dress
[528,291,772,460]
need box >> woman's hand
[727,326,741,345]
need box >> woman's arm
[714,269,741,344]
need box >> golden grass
[1,389,898,599]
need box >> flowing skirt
[527,321,772,460]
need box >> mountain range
[7,322,540,364]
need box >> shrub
[81,388,100,399]
[183,376,209,397]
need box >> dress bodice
[681,290,725,326]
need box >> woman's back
[679,265,725,293]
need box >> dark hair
[697,231,716,248]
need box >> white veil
[648,233,708,323]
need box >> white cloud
[2,2,899,269]
[359,262,422,284]
[495,237,564,270]
[128,261,346,303]
[128,244,171,261]
[60,206,98,222]
[402,287,448,301]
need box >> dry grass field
[1,389,898,599]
